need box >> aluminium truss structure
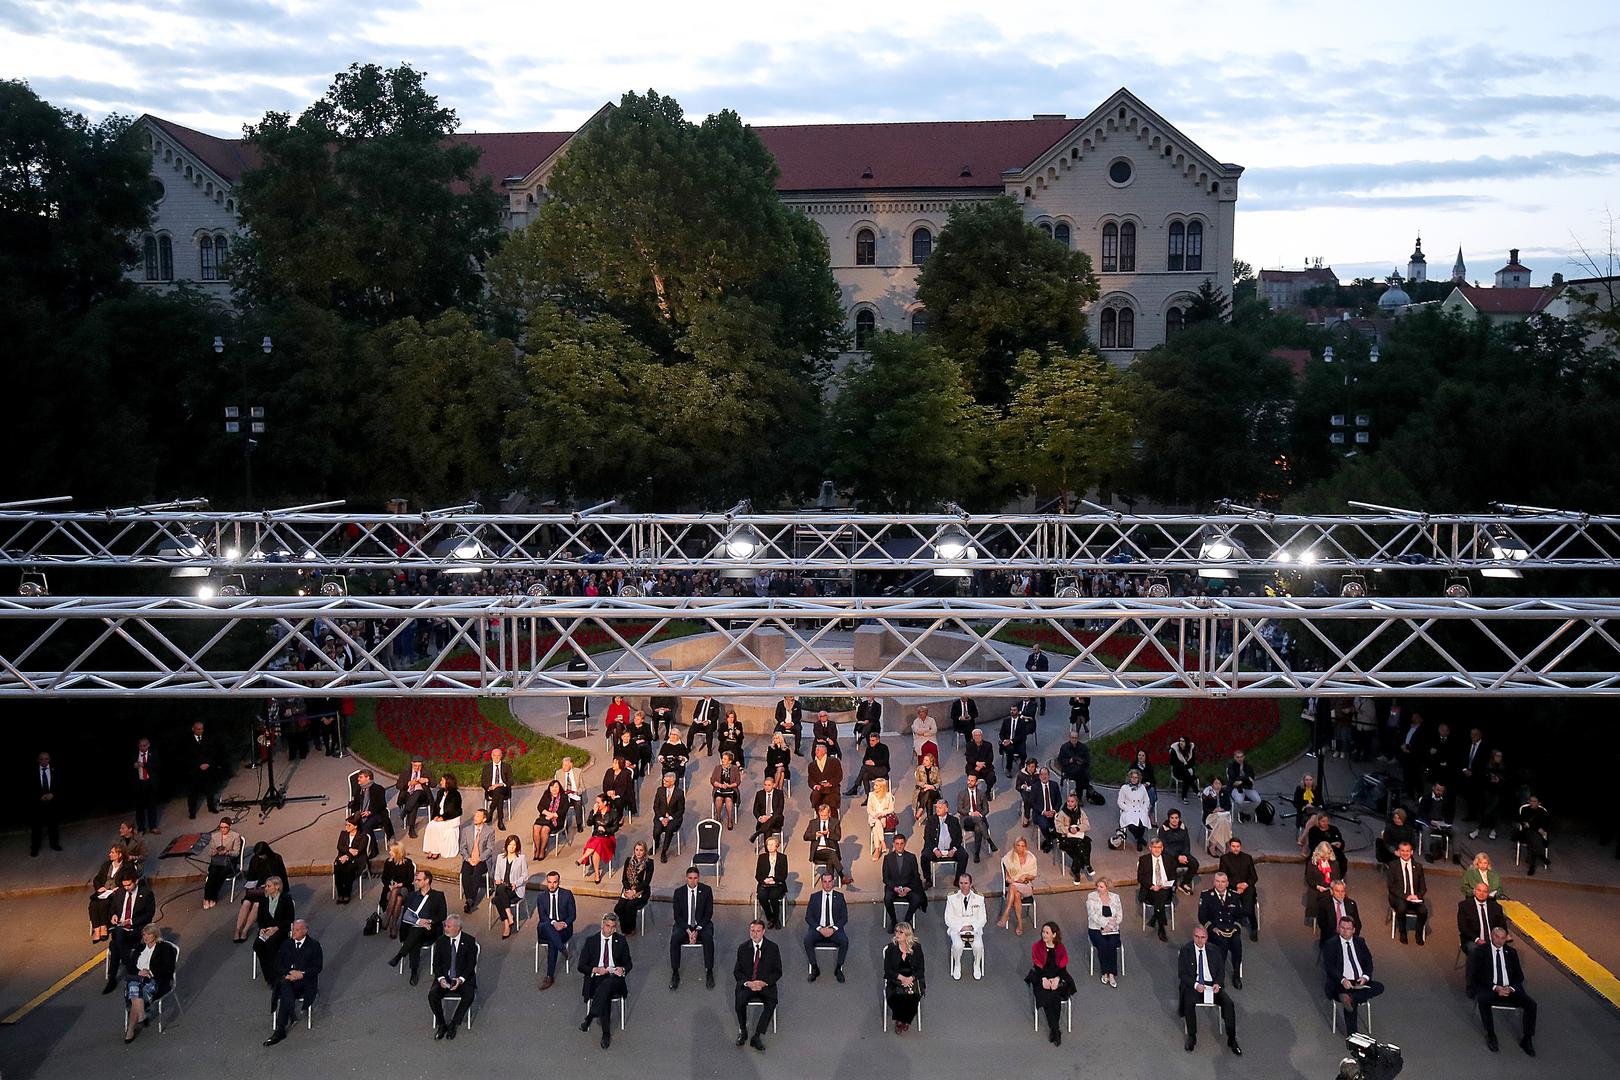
[4,594,1620,699]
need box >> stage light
[197,583,217,599]
[526,582,549,597]
[1483,528,1529,578]
[932,523,972,561]
[1340,574,1368,598]
[619,582,645,597]
[318,576,347,597]
[18,572,48,597]
[723,525,762,559]
[1055,576,1081,599]
[1145,576,1171,598]
[1444,578,1471,599]
[1197,533,1244,578]
[217,574,248,597]
[432,534,486,574]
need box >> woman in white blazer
[1116,769,1154,849]
[490,835,529,939]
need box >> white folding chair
[1489,1002,1523,1039]
[429,941,481,1030]
[1031,988,1073,1032]
[1388,908,1419,940]
[398,943,432,976]
[743,998,778,1032]
[1141,899,1176,931]
[121,943,182,1034]
[1002,867,1038,923]
[879,981,923,1031]
[535,940,573,976]
[269,1001,315,1032]
[1330,997,1373,1035]
[809,942,841,975]
[1187,1001,1225,1035]
[225,836,248,903]
[1089,937,1126,976]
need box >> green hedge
[347,697,589,788]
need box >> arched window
[199,235,217,280]
[1053,222,1071,248]
[1039,221,1053,237]
[1168,221,1185,271]
[157,235,173,281]
[1100,308,1117,349]
[1119,222,1136,272]
[143,235,159,281]
[214,234,229,269]
[855,228,875,266]
[855,308,876,350]
[911,227,932,265]
[1166,306,1185,339]
[1185,220,1203,272]
[1101,223,1118,273]
[910,308,930,334]
[1117,308,1135,348]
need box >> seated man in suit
[350,768,393,842]
[669,866,717,989]
[556,757,587,833]
[803,802,848,886]
[650,688,679,740]
[1458,880,1509,951]
[1466,926,1538,1055]
[1197,872,1246,989]
[843,732,891,797]
[689,696,722,755]
[1024,767,1063,851]
[458,809,499,914]
[264,920,322,1046]
[101,872,155,993]
[949,695,978,742]
[811,710,841,758]
[579,913,633,1048]
[651,772,685,863]
[1314,879,1362,943]
[1138,838,1177,942]
[1159,809,1201,893]
[943,871,988,979]
[1178,925,1241,1055]
[481,748,512,830]
[428,915,478,1039]
[957,776,998,862]
[535,870,576,990]
[963,728,997,799]
[734,918,783,1051]
[394,759,434,839]
[1416,780,1456,863]
[1322,916,1384,1036]
[852,696,884,752]
[920,798,967,887]
[801,870,850,982]
[1217,838,1260,941]
[747,776,785,845]
[882,833,928,927]
[998,707,1035,778]
[252,876,295,980]
[806,744,843,814]
[387,869,447,984]
[1387,841,1429,945]
[1055,730,1092,799]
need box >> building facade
[131,88,1241,361]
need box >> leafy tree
[232,63,503,326]
[915,195,1099,407]
[1185,278,1231,324]
[826,331,994,509]
[998,348,1133,510]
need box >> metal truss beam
[2,509,1619,574]
[3,595,1620,698]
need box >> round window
[1107,158,1133,186]
[149,178,166,203]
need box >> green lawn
[347,697,589,788]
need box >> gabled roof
[1261,267,1338,283]
[1450,283,1553,315]
[146,116,260,184]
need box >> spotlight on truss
[1054,575,1082,599]
[18,572,48,597]
[1340,574,1368,598]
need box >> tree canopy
[999,348,1134,510]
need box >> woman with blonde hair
[998,836,1039,936]
[882,921,926,1032]
[377,840,417,937]
[1460,851,1506,898]
[1305,840,1341,895]
[867,777,897,861]
[913,751,941,824]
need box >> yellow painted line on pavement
[1501,899,1620,1010]
[0,950,108,1025]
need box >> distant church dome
[1378,283,1411,309]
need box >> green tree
[826,332,994,509]
[998,348,1134,510]
[915,196,1099,406]
[232,63,503,325]
[1185,278,1231,324]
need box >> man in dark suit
[1024,645,1050,714]
[101,872,155,992]
[1322,917,1384,1036]
[264,920,322,1046]
[852,697,883,751]
[132,738,160,835]
[963,728,997,798]
[690,696,723,755]
[428,915,478,1039]
[774,695,804,756]
[458,808,499,913]
[806,744,842,814]
[652,772,685,862]
[349,768,393,842]
[801,870,849,981]
[803,803,847,884]
[734,919,783,1051]
[1460,726,1489,819]
[579,913,633,1048]
[387,869,447,984]
[182,721,220,818]
[843,732,890,797]
[1178,925,1240,1054]
[1458,881,1509,951]
[1197,872,1246,989]
[479,747,511,830]
[394,758,434,839]
[881,833,928,926]
[1466,926,1537,1054]
[921,798,966,887]
[1314,879,1362,942]
[810,710,840,758]
[1415,780,1456,863]
[1387,841,1428,944]
[29,751,62,855]
[747,776,785,844]
[1024,767,1064,851]
[669,866,716,989]
[998,707,1035,777]
[650,688,678,739]
[1217,838,1260,940]
[958,777,998,862]
[1055,730,1092,799]
[949,695,978,740]
[534,870,576,989]
[1425,721,1460,789]
[1139,839,1176,942]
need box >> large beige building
[133,88,1240,360]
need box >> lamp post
[217,335,272,503]
[1324,343,1377,457]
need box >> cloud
[1243,151,1620,211]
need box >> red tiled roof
[1452,283,1552,315]
[148,116,261,182]
[1270,347,1313,379]
[1260,268,1338,283]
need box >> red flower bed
[375,697,527,763]
[1104,697,1279,764]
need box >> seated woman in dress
[764,733,792,788]
[1305,840,1341,897]
[867,777,897,863]
[423,774,463,861]
[710,751,743,829]
[913,752,941,825]
[233,841,289,943]
[883,921,926,1033]
[332,816,371,903]
[121,923,177,1044]
[603,694,632,743]
[491,834,529,939]
[377,840,417,938]
[612,840,654,935]
[998,837,1039,936]
[755,833,788,929]
[1460,851,1506,899]
[1086,876,1124,986]
[1025,920,1077,1046]
[718,709,746,765]
[201,817,244,910]
[89,843,134,943]
[532,779,567,861]
[578,794,621,884]
[910,707,938,766]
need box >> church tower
[1452,247,1466,283]
[1407,236,1427,284]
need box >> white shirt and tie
[1152,855,1168,888]
[1399,859,1416,898]
[1493,945,1510,989]
[39,765,52,792]
[820,890,836,928]
[1195,945,1214,1001]
[599,934,612,969]
[1341,938,1364,981]
[1475,900,1491,942]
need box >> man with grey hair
[429,913,478,1038]
[265,919,322,1046]
[579,913,633,1048]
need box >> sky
[5,0,1619,285]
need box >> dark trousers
[1142,886,1174,927]
[396,925,434,975]
[1331,981,1384,1035]
[428,982,475,1029]
[459,863,488,908]
[271,978,316,1033]
[485,787,510,829]
[1180,986,1236,1039]
[735,986,777,1035]
[963,815,997,860]
[802,927,849,969]
[669,925,714,972]
[583,974,627,1031]
[757,884,786,927]
[29,801,61,853]
[1059,835,1092,879]
[1208,931,1243,975]
[1170,855,1200,889]
[883,888,921,928]
[653,818,682,857]
[1088,928,1120,975]
[1391,897,1428,940]
[921,849,966,887]
[1235,887,1259,931]
[1001,744,1028,775]
[566,795,586,832]
[1476,989,1537,1039]
[105,926,139,986]
[133,781,160,833]
[204,861,233,901]
[398,793,430,836]
[187,775,219,818]
[689,724,714,754]
[536,923,572,977]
